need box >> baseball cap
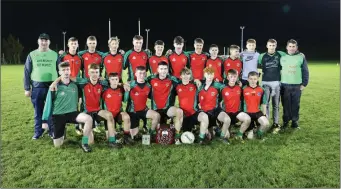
[39,33,50,40]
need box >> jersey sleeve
[24,54,33,91]
[57,52,66,65]
[277,51,287,57]
[42,90,55,122]
[123,50,133,70]
[261,87,267,105]
[213,82,225,91]
[100,80,109,90]
[75,77,88,86]
[301,57,309,87]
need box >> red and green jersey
[125,81,151,112]
[78,50,103,78]
[102,52,124,79]
[123,50,150,81]
[176,82,198,117]
[206,57,224,82]
[58,52,82,78]
[221,85,242,113]
[148,55,169,75]
[102,86,124,117]
[189,52,208,80]
[75,78,108,113]
[147,75,178,110]
[198,82,225,112]
[243,85,267,113]
[223,57,243,79]
[168,52,190,79]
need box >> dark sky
[2,0,340,60]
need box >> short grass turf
[1,62,340,188]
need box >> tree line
[1,34,24,64]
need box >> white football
[181,131,195,144]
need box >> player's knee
[85,115,93,123]
[176,108,183,118]
[154,112,161,121]
[201,113,209,124]
[122,113,130,122]
[224,116,231,123]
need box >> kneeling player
[243,71,270,139]
[198,67,227,144]
[219,69,251,143]
[102,72,134,145]
[125,66,161,140]
[177,68,209,144]
[42,62,93,152]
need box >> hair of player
[210,44,219,49]
[108,36,120,44]
[68,37,78,43]
[88,63,100,70]
[247,39,256,44]
[194,38,204,44]
[158,61,168,67]
[203,67,215,74]
[229,45,240,50]
[136,66,146,72]
[227,69,238,76]
[180,67,192,75]
[58,61,70,70]
[108,72,119,78]
[287,39,298,46]
[133,35,143,41]
[87,36,97,41]
[267,39,277,44]
[174,36,184,44]
[154,40,164,46]
[248,71,259,78]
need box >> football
[181,131,195,144]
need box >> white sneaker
[247,130,254,139]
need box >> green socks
[82,136,88,145]
[257,130,263,138]
[150,129,156,135]
[237,131,243,137]
[109,136,116,143]
[220,132,225,138]
[199,133,205,140]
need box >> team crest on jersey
[178,88,182,92]
[166,83,170,87]
[107,60,111,63]
[133,56,136,60]
[153,60,157,64]
[60,91,65,96]
[85,57,89,60]
[189,87,194,91]
[225,92,229,96]
[134,92,139,96]
[118,93,122,96]
[172,58,176,62]
[75,60,79,64]
[97,89,101,94]
[107,94,112,98]
[182,58,186,62]
[211,92,216,96]
[154,82,158,87]
[227,63,230,67]
[237,63,240,67]
[118,59,122,62]
[237,90,241,94]
[202,58,206,61]
[201,96,204,100]
[257,92,262,96]
[218,62,221,66]
[143,56,146,59]
[95,58,98,61]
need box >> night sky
[2,0,340,60]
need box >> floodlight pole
[62,31,67,51]
[109,18,111,39]
[240,26,245,52]
[145,29,150,50]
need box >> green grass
[1,62,340,188]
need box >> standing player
[124,35,151,82]
[125,66,161,140]
[102,37,124,80]
[188,38,209,81]
[223,45,243,81]
[240,39,260,86]
[280,39,309,130]
[78,36,104,79]
[206,44,224,82]
[258,39,287,131]
[57,37,83,135]
[219,69,251,142]
[243,71,270,139]
[177,68,210,144]
[42,62,93,152]
[198,67,227,143]
[147,40,169,75]
[102,72,135,145]
[147,61,184,144]
[167,36,190,79]
[24,33,58,139]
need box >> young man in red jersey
[206,44,224,83]
[243,71,270,140]
[218,69,251,143]
[167,36,190,79]
[188,38,209,81]
[223,45,243,83]
[102,37,124,80]
[147,40,169,75]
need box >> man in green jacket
[280,39,309,130]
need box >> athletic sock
[199,133,205,141]
[257,130,263,138]
[150,129,156,135]
[220,132,225,138]
[109,136,116,143]
[175,130,181,139]
[237,131,243,137]
[82,136,88,145]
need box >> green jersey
[30,49,58,82]
[280,52,309,86]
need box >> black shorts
[226,111,241,125]
[87,111,107,129]
[206,108,222,128]
[182,111,201,132]
[128,108,149,129]
[156,108,171,124]
[247,111,265,129]
[52,111,81,139]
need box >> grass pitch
[1,62,340,187]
